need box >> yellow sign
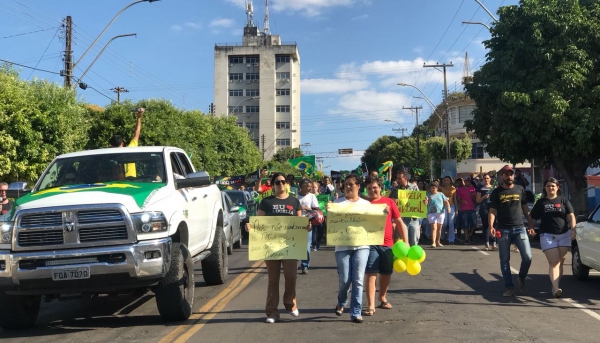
[248,216,309,260]
[326,203,387,246]
[396,190,427,218]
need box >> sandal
[362,308,375,316]
[378,301,393,309]
[464,239,471,245]
[335,306,344,316]
[484,245,490,251]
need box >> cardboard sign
[248,216,309,260]
[396,190,427,218]
[326,203,386,246]
[316,194,330,215]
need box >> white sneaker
[265,317,277,323]
[289,309,299,317]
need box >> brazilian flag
[288,155,315,174]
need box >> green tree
[272,147,304,163]
[464,0,600,214]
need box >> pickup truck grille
[15,206,131,250]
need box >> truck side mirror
[175,171,211,189]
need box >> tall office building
[214,1,300,160]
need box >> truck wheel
[0,292,41,330]
[227,228,233,255]
[572,244,590,280]
[201,226,228,285]
[155,243,194,321]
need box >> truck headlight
[131,212,168,234]
[239,210,247,220]
[1,222,13,243]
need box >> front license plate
[51,267,90,281]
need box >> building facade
[213,16,300,160]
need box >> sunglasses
[274,180,287,185]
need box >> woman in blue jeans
[332,175,370,323]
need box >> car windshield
[226,192,245,206]
[37,152,166,191]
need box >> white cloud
[329,90,409,119]
[170,24,182,32]
[301,78,369,94]
[184,22,203,30]
[209,18,235,28]
[352,14,369,20]
[412,46,423,54]
[225,0,368,17]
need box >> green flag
[288,155,316,174]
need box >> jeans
[497,227,533,288]
[301,230,312,268]
[441,204,456,242]
[403,218,420,246]
[459,210,477,234]
[479,206,496,246]
[335,248,369,319]
[312,222,325,249]
[423,218,431,238]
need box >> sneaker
[553,289,562,298]
[265,317,277,323]
[290,309,299,317]
[517,277,528,293]
[503,288,514,297]
[301,267,308,275]
[449,242,455,245]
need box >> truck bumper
[0,238,172,295]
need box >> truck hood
[13,182,167,215]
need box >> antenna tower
[462,52,473,85]
[245,1,255,28]
[263,0,270,34]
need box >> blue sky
[0,0,516,175]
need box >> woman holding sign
[247,172,306,323]
[332,174,371,323]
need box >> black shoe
[301,267,308,275]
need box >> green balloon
[407,245,425,261]
[392,241,410,258]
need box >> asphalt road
[3,234,600,343]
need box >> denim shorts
[540,231,571,251]
[365,245,394,275]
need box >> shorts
[540,231,571,251]
[365,245,394,275]
[427,212,445,225]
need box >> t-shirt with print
[0,200,13,216]
[530,196,574,235]
[258,195,302,216]
[297,192,319,216]
[489,185,528,229]
[427,193,448,213]
[456,185,477,211]
[370,197,400,247]
[477,185,493,210]
[333,197,371,252]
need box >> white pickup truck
[0,146,227,329]
[572,204,600,280]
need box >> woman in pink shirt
[455,178,478,244]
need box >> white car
[572,204,600,279]
[221,192,242,255]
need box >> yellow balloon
[393,258,407,273]
[406,260,422,276]
[417,251,426,263]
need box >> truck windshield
[37,152,166,191]
[225,192,245,206]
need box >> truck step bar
[192,251,211,264]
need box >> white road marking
[471,246,490,256]
[562,298,600,322]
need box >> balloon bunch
[391,241,426,276]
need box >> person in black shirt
[489,165,535,297]
[530,178,575,298]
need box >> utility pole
[62,16,73,88]
[111,87,129,103]
[403,105,423,163]
[424,63,454,159]
[261,134,266,160]
[392,127,408,137]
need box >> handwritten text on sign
[396,190,427,218]
[248,216,309,260]
[327,203,386,246]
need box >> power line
[0,27,56,39]
[0,58,60,75]
[27,27,59,80]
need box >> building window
[246,89,259,97]
[276,121,290,129]
[449,107,458,125]
[470,142,484,159]
[229,56,243,64]
[276,88,290,96]
[246,73,259,80]
[229,89,243,97]
[246,55,259,64]
[236,122,244,128]
[276,72,290,80]
[246,106,259,113]
[276,55,290,63]
[228,106,242,114]
[229,73,243,81]
[246,122,259,130]
[252,138,259,147]
[276,139,291,146]
[459,105,475,123]
[276,105,290,113]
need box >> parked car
[221,191,242,255]
[224,190,257,237]
[572,205,600,280]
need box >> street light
[262,129,297,160]
[299,142,311,154]
[461,21,491,30]
[474,0,499,23]
[75,33,136,87]
[384,119,406,137]
[229,96,259,116]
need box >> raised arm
[132,108,144,142]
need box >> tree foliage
[464,0,600,214]
[272,147,304,163]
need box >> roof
[56,146,179,159]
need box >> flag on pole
[378,161,394,174]
[288,155,316,174]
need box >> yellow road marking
[159,260,264,343]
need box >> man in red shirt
[363,176,408,316]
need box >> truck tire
[155,243,195,321]
[572,244,590,281]
[201,226,228,285]
[0,292,41,330]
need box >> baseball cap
[500,165,514,174]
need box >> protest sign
[396,190,427,218]
[214,176,245,190]
[316,194,329,215]
[248,216,309,260]
[327,203,386,246]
